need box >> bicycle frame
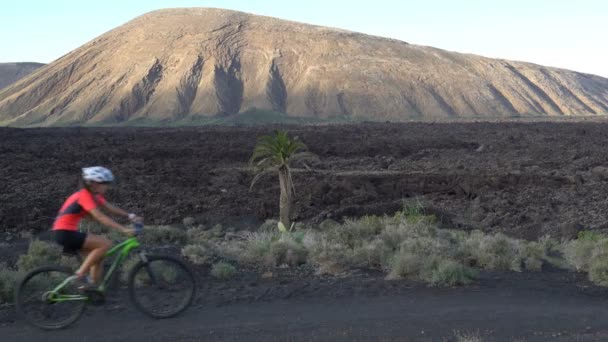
[48,237,142,302]
[98,237,141,292]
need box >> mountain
[0,62,44,89]
[1,8,607,126]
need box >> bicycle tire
[128,255,195,318]
[15,266,87,330]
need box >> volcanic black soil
[2,122,608,240]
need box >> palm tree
[250,130,315,231]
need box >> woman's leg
[76,234,111,284]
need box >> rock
[481,213,500,227]
[573,174,585,186]
[182,217,196,227]
[591,166,608,181]
[560,221,584,240]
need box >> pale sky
[1,0,607,77]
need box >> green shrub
[395,202,437,224]
[578,230,603,242]
[267,236,308,267]
[211,262,237,280]
[430,260,479,287]
[387,235,448,281]
[587,240,608,286]
[0,264,21,304]
[325,216,383,249]
[308,236,352,275]
[388,249,435,280]
[351,238,393,271]
[562,239,596,272]
[140,225,187,245]
[589,256,608,286]
[235,229,309,267]
[186,228,213,244]
[238,230,280,265]
[467,233,522,271]
[17,240,63,272]
[518,241,546,271]
[182,243,214,265]
[180,211,605,288]
[454,330,483,342]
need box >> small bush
[308,234,352,275]
[562,239,596,272]
[518,241,546,271]
[238,230,280,265]
[326,216,383,249]
[430,260,478,287]
[586,239,608,286]
[351,238,393,271]
[589,256,608,286]
[395,202,437,224]
[211,262,237,280]
[388,247,441,281]
[454,330,483,342]
[235,229,309,267]
[187,228,212,244]
[267,236,308,267]
[0,264,21,304]
[140,225,187,245]
[182,243,214,265]
[467,233,522,271]
[578,230,603,242]
[17,240,63,272]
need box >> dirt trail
[3,271,608,341]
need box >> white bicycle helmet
[82,166,114,183]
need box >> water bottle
[134,222,144,235]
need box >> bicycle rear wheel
[15,266,87,330]
[128,255,195,318]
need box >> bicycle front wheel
[15,266,87,330]
[128,255,195,318]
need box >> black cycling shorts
[54,230,87,253]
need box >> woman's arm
[88,208,134,235]
[102,202,130,219]
[101,202,143,222]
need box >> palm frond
[250,130,313,195]
[291,151,319,163]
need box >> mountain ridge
[1,8,607,126]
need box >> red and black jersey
[52,189,107,231]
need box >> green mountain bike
[15,225,196,330]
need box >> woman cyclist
[52,166,142,289]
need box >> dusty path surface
[3,270,608,341]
